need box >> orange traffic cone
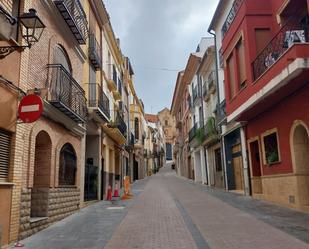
[114,182,119,197]
[106,185,112,201]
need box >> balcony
[252,15,309,80]
[215,100,227,126]
[47,64,87,123]
[107,65,117,92]
[134,137,143,149]
[221,0,243,38]
[115,114,127,137]
[88,34,101,70]
[102,113,127,145]
[189,119,218,148]
[189,123,198,143]
[53,0,88,44]
[87,83,110,122]
[203,117,219,146]
[192,85,201,106]
[113,78,122,101]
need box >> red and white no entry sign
[18,94,43,123]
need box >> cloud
[105,0,219,113]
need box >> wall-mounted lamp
[0,8,45,59]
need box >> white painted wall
[212,1,234,104]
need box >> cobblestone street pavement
[12,166,309,249]
[105,166,309,249]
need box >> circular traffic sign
[18,94,43,123]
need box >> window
[236,38,246,88]
[227,55,236,99]
[262,130,280,165]
[0,129,11,181]
[59,143,77,185]
[135,118,139,140]
[165,120,168,126]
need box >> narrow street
[14,166,309,249]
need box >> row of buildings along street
[0,0,176,247]
[172,0,309,213]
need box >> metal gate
[84,164,98,201]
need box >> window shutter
[255,28,271,55]
[227,55,236,98]
[236,39,246,87]
[0,130,11,181]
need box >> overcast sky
[104,0,219,114]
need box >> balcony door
[53,45,73,109]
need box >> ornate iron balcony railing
[252,14,309,80]
[53,0,88,44]
[115,113,127,137]
[215,100,227,126]
[87,83,110,119]
[47,64,87,122]
[88,34,102,70]
[113,65,117,84]
[221,0,243,38]
[189,123,198,142]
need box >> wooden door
[232,144,244,191]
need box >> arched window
[59,143,77,185]
[53,44,72,73]
[135,118,139,140]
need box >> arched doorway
[292,123,309,205]
[31,131,52,218]
[59,143,77,186]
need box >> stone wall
[48,188,80,223]
[31,188,49,217]
[19,187,80,240]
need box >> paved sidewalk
[184,176,309,244]
[165,168,309,249]
[9,179,148,249]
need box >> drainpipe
[207,30,221,109]
[198,73,207,184]
[208,29,227,190]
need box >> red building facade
[222,0,309,210]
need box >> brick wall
[7,0,87,241]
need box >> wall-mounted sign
[18,94,43,123]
